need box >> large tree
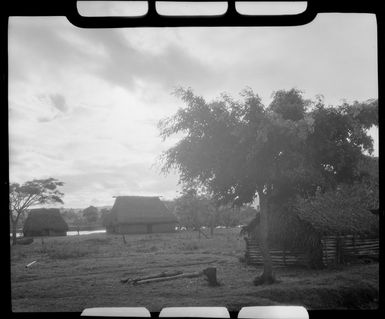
[9,178,64,245]
[159,87,377,284]
[82,205,99,224]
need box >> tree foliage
[159,87,377,204]
[9,178,64,245]
[337,155,379,209]
[159,87,377,283]
[174,188,214,231]
[82,206,99,223]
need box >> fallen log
[26,261,37,268]
[120,270,183,284]
[133,267,219,286]
[134,271,203,285]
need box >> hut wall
[152,223,176,233]
[23,231,34,237]
[109,223,176,234]
[321,235,379,265]
[321,236,338,265]
[23,230,48,237]
[116,224,148,234]
[24,229,66,237]
[48,230,67,236]
[244,235,379,267]
[343,236,379,258]
[244,239,309,267]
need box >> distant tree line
[171,188,257,233]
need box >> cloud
[9,17,217,94]
[50,93,68,113]
[84,28,218,92]
[9,18,88,83]
[37,117,55,123]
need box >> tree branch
[20,193,40,211]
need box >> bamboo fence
[245,235,378,267]
[321,235,379,265]
[245,239,308,267]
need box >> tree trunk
[11,221,18,246]
[210,210,215,237]
[254,192,275,285]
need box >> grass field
[11,228,379,312]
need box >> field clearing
[11,228,378,312]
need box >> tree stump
[202,267,219,286]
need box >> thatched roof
[295,193,379,237]
[107,196,178,225]
[23,208,69,232]
[249,192,379,250]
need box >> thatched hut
[105,196,178,234]
[244,192,379,268]
[23,208,69,237]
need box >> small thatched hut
[244,192,379,268]
[105,196,178,234]
[23,208,69,237]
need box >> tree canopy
[159,87,378,283]
[82,205,99,223]
[9,178,64,245]
[159,88,377,206]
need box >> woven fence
[244,238,308,267]
[245,235,379,267]
[321,235,379,265]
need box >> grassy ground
[11,228,379,312]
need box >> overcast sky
[8,13,378,208]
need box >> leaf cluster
[9,178,65,222]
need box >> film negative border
[1,1,383,319]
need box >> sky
[8,12,378,208]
